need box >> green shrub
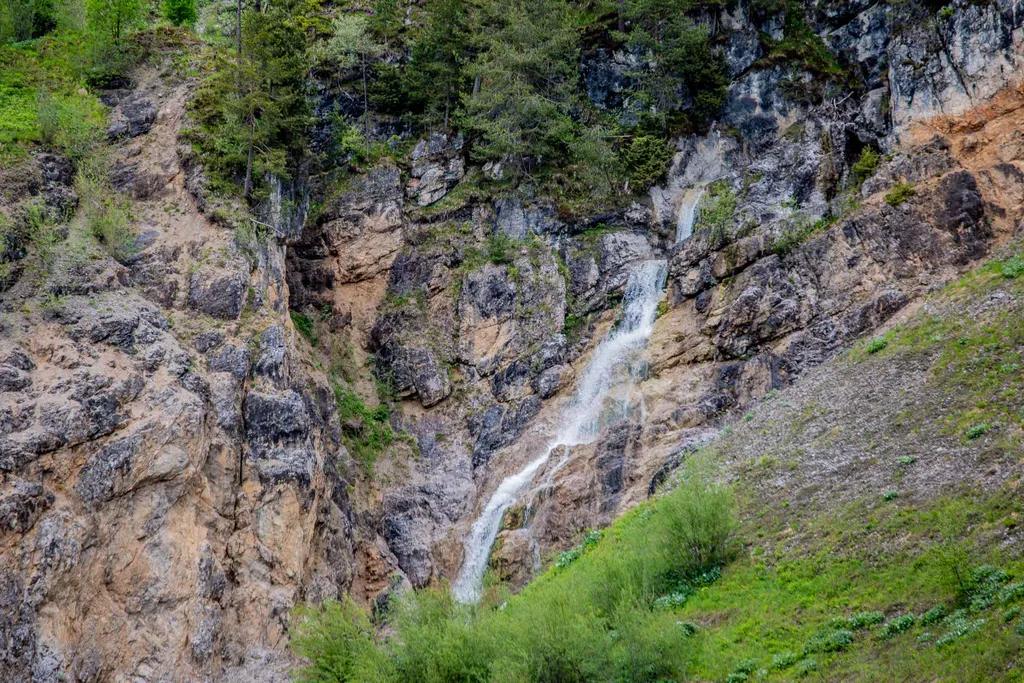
[76,157,136,262]
[694,181,738,249]
[882,489,898,502]
[333,384,395,474]
[732,658,758,675]
[656,466,737,577]
[163,0,197,26]
[897,455,916,466]
[21,198,62,267]
[485,230,514,265]
[652,588,693,610]
[938,6,955,20]
[865,337,888,354]
[35,89,105,161]
[770,213,834,256]
[920,604,946,626]
[935,611,985,648]
[290,599,385,683]
[770,651,801,670]
[878,614,915,639]
[848,611,885,629]
[795,657,817,676]
[803,628,853,654]
[1016,620,1024,637]
[998,582,1024,604]
[1000,256,1024,278]
[884,181,915,206]
[291,310,318,347]
[964,423,990,440]
[850,147,880,186]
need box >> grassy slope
[662,249,1024,681]
[481,248,1024,682]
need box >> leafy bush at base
[292,457,736,682]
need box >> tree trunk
[444,96,450,130]
[362,53,370,156]
[244,114,255,198]
[236,0,242,57]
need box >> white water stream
[453,259,668,602]
[675,185,705,244]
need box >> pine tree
[370,0,401,47]
[163,0,197,27]
[236,0,311,197]
[407,0,469,129]
[459,0,581,172]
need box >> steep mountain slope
[0,0,1023,681]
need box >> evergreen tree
[459,0,581,173]
[369,0,401,47]
[407,0,469,129]
[236,0,311,197]
[163,0,196,27]
[620,0,727,130]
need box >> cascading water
[675,185,705,244]
[453,259,668,603]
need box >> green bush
[35,89,105,161]
[848,611,885,629]
[920,604,946,626]
[76,157,136,262]
[865,337,888,354]
[293,455,736,682]
[850,147,880,186]
[333,384,395,474]
[770,651,801,670]
[694,181,738,249]
[485,230,514,265]
[290,599,386,683]
[771,213,834,256]
[291,310,318,346]
[878,614,915,639]
[964,423,990,440]
[1000,256,1024,279]
[163,0,197,27]
[803,628,853,654]
[884,181,915,206]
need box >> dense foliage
[291,458,737,682]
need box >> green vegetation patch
[0,33,106,160]
[292,456,737,682]
[885,181,915,206]
[333,384,395,475]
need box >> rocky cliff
[1,0,1023,680]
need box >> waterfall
[453,259,668,603]
[675,185,705,244]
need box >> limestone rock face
[0,64,358,683]
[3,2,1024,680]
